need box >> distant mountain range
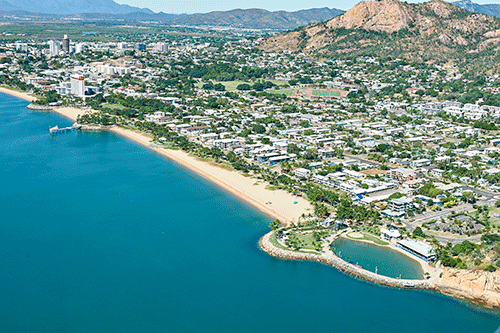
[172,8,345,30]
[0,0,153,15]
[452,0,500,18]
[0,0,344,30]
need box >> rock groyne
[259,231,434,290]
[259,231,500,309]
[27,103,56,111]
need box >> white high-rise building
[75,43,86,54]
[117,42,128,49]
[48,40,60,57]
[96,65,132,75]
[14,43,28,52]
[70,75,85,98]
[154,42,168,52]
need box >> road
[408,204,473,226]
[344,154,382,167]
[401,204,483,245]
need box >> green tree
[270,220,281,231]
[412,226,426,238]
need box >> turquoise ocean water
[1,92,499,332]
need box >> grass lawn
[269,88,298,96]
[347,232,389,246]
[363,234,389,246]
[269,232,291,251]
[294,232,321,251]
[468,209,493,225]
[102,103,126,110]
[195,80,288,92]
[487,207,500,227]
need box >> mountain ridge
[171,7,345,30]
[260,0,500,73]
[0,0,153,15]
[452,0,500,18]
[0,1,344,30]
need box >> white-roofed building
[397,239,437,261]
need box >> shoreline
[1,90,311,225]
[261,230,500,309]
[4,88,500,310]
[109,126,311,225]
[0,86,37,102]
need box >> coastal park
[267,221,434,282]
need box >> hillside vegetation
[260,0,500,74]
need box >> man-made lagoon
[332,237,424,280]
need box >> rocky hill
[260,0,500,73]
[452,0,500,18]
[172,7,344,30]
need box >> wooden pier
[49,125,75,135]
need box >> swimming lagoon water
[332,237,423,279]
[0,92,499,332]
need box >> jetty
[49,123,105,135]
[49,125,75,135]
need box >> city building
[380,228,401,240]
[294,168,310,178]
[388,168,417,181]
[48,40,60,57]
[134,43,146,51]
[397,239,437,262]
[410,159,431,168]
[155,42,168,52]
[388,197,414,214]
[70,75,85,98]
[62,35,70,53]
[75,43,85,54]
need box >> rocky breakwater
[259,230,500,309]
[72,123,106,131]
[259,231,435,290]
[436,268,500,309]
[27,104,56,111]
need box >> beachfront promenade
[259,231,438,290]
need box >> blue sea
[0,92,499,332]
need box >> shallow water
[332,237,423,279]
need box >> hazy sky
[114,0,500,14]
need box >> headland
[260,229,500,309]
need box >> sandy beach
[0,86,37,102]
[52,106,89,121]
[0,86,312,223]
[110,127,312,225]
[39,105,311,225]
